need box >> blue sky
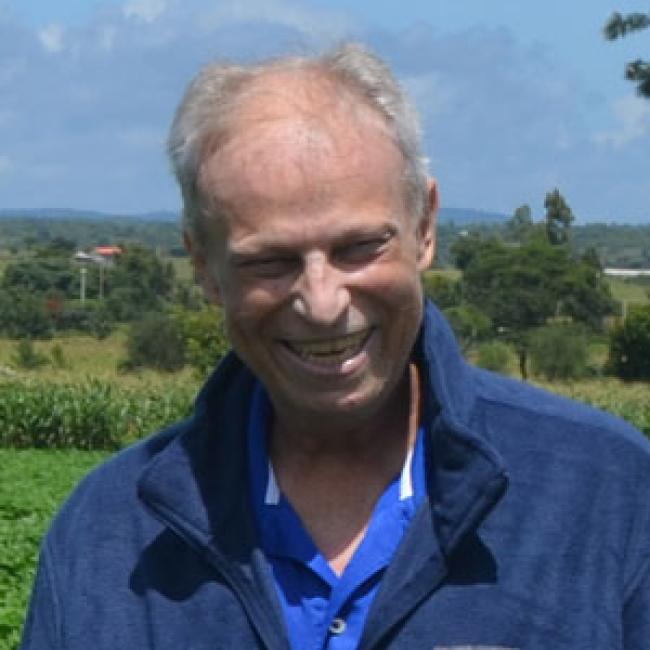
[1,0,648,223]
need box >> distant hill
[0,208,178,222]
[0,207,506,225]
[437,207,508,225]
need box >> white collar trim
[264,448,414,506]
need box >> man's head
[168,43,438,426]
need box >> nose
[292,252,350,325]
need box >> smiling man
[21,44,650,650]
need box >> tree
[505,204,535,243]
[604,11,650,97]
[530,324,588,380]
[2,258,79,297]
[121,312,186,372]
[105,244,176,320]
[421,273,462,309]
[0,289,53,339]
[459,236,614,379]
[607,305,650,380]
[544,189,574,245]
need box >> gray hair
[167,43,429,246]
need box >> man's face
[194,75,435,425]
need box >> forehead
[197,70,405,219]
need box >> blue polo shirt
[247,382,426,650]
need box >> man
[22,44,650,649]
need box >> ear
[416,178,438,271]
[184,231,223,306]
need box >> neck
[268,364,422,574]
[270,363,421,476]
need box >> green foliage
[121,312,186,372]
[544,188,574,245]
[475,341,512,374]
[105,244,175,321]
[604,11,650,97]
[0,290,53,340]
[1,257,78,297]
[50,344,69,369]
[0,449,107,647]
[443,304,492,352]
[0,216,183,254]
[459,234,615,377]
[176,306,230,378]
[505,204,536,243]
[0,379,194,449]
[421,273,461,309]
[11,340,49,370]
[530,324,588,380]
[607,305,650,380]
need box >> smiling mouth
[282,329,373,366]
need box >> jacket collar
[138,300,508,559]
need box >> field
[0,261,648,646]
[0,450,107,649]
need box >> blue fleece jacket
[20,302,650,649]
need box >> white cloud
[199,0,350,40]
[123,0,167,23]
[593,95,650,149]
[38,24,65,53]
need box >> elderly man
[22,44,650,649]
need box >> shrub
[476,341,512,374]
[0,289,53,339]
[12,339,49,370]
[121,311,186,372]
[175,305,230,378]
[607,305,650,380]
[50,343,69,369]
[443,304,491,352]
[421,273,461,309]
[530,324,588,380]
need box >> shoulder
[45,418,190,549]
[470,366,650,462]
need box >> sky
[0,0,648,224]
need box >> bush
[475,341,512,374]
[421,273,461,309]
[530,324,588,380]
[12,339,49,370]
[0,289,53,339]
[607,305,650,380]
[50,343,69,369]
[121,311,186,372]
[443,304,491,352]
[175,305,230,378]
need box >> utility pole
[80,267,87,305]
[99,262,105,300]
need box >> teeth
[286,330,369,364]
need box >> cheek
[222,277,290,327]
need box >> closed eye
[335,234,392,264]
[238,256,299,279]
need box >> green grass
[607,277,649,306]
[0,449,107,649]
[0,332,200,389]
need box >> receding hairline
[196,63,396,185]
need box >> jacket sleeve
[623,555,650,649]
[20,542,62,650]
